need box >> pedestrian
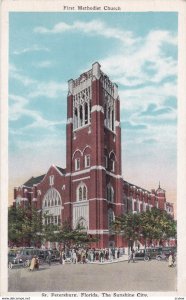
[59,250,63,264]
[73,250,77,264]
[47,250,52,266]
[100,250,104,263]
[117,248,120,259]
[29,255,37,271]
[115,248,118,260]
[128,249,135,263]
[82,252,86,264]
[168,252,173,267]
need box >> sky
[9,12,178,209]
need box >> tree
[140,208,176,247]
[112,208,177,249]
[8,205,43,247]
[8,205,25,246]
[56,222,98,251]
[113,212,141,250]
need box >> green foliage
[9,206,99,248]
[56,221,99,249]
[112,212,141,248]
[8,205,43,246]
[113,208,176,247]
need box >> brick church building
[13,62,174,249]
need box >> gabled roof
[56,166,66,175]
[23,174,45,188]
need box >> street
[8,259,176,292]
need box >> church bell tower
[64,62,123,248]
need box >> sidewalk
[88,254,128,265]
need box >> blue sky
[9,12,178,204]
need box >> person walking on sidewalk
[128,249,135,263]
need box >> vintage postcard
[1,0,186,298]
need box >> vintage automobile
[155,246,177,261]
[134,249,151,261]
[145,247,163,259]
[8,250,24,269]
[18,248,60,266]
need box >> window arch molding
[42,187,62,209]
[109,150,116,160]
[72,149,82,159]
[76,182,88,202]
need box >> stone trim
[91,105,104,114]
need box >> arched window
[108,208,115,228]
[79,187,83,201]
[104,94,115,131]
[108,106,111,128]
[111,109,114,131]
[42,188,62,225]
[79,105,83,126]
[84,102,88,125]
[104,148,109,169]
[83,186,87,201]
[74,108,78,129]
[110,152,116,172]
[106,184,114,203]
[77,183,87,202]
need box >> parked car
[156,247,177,261]
[156,252,168,261]
[145,247,163,259]
[8,250,24,269]
[134,249,151,261]
[18,248,60,266]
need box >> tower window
[110,152,116,173]
[111,159,115,172]
[107,184,114,203]
[73,87,91,130]
[84,102,88,125]
[108,208,115,229]
[104,155,108,169]
[74,108,78,129]
[79,105,83,126]
[77,183,87,202]
[75,158,80,171]
[85,155,90,168]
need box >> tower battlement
[68,62,118,99]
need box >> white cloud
[100,29,177,87]
[9,64,35,87]
[119,82,177,111]
[35,60,53,68]
[9,64,67,98]
[13,45,50,55]
[9,94,66,131]
[28,81,67,98]
[14,134,65,150]
[34,20,137,46]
